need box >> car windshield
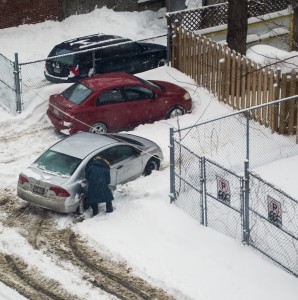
[49,48,76,65]
[62,83,93,104]
[34,150,82,177]
[134,76,162,91]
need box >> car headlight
[183,92,191,101]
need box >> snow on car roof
[50,132,118,159]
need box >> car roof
[55,34,131,52]
[81,72,141,90]
[51,132,119,159]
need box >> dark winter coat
[85,159,114,205]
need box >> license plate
[33,185,45,195]
[53,67,60,73]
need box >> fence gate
[249,172,298,276]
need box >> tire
[143,158,160,176]
[167,107,184,119]
[89,122,108,134]
[155,58,166,68]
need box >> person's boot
[106,201,113,213]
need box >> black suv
[44,34,167,83]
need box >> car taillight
[49,187,71,197]
[69,65,79,77]
[183,92,191,101]
[18,175,29,184]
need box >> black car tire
[89,122,108,134]
[143,158,160,176]
[167,106,184,119]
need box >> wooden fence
[171,24,298,142]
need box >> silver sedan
[17,132,163,213]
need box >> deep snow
[0,6,298,300]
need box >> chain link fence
[12,34,167,111]
[249,172,298,275]
[170,97,298,277]
[0,53,17,113]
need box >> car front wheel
[89,122,108,134]
[143,158,160,176]
[167,107,184,119]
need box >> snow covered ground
[0,6,298,300]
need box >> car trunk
[48,94,77,121]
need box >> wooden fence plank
[279,73,288,134]
[262,68,268,125]
[235,55,241,109]
[211,41,217,94]
[224,47,231,104]
[216,44,222,96]
[251,62,257,120]
[256,66,262,123]
[288,70,296,134]
[246,59,252,109]
[230,51,236,109]
[197,35,202,86]
[268,70,274,129]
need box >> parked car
[17,132,164,213]
[47,72,192,135]
[44,33,167,83]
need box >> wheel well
[147,156,160,169]
[166,105,185,119]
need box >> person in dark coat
[85,156,114,216]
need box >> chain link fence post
[243,111,250,244]
[169,127,176,202]
[200,156,207,226]
[14,53,22,113]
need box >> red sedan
[47,72,192,134]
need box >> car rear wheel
[89,122,108,134]
[143,158,160,176]
[167,107,184,119]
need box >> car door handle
[117,165,123,169]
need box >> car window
[62,83,93,104]
[96,88,124,105]
[99,145,138,165]
[34,150,82,177]
[124,86,154,101]
[49,48,75,65]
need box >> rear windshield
[62,83,93,104]
[34,150,82,177]
[134,76,162,91]
[49,48,77,65]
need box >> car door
[94,88,132,131]
[99,145,143,185]
[123,86,162,126]
[128,42,152,73]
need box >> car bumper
[44,71,76,83]
[17,186,77,213]
[46,109,77,135]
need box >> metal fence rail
[170,98,298,278]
